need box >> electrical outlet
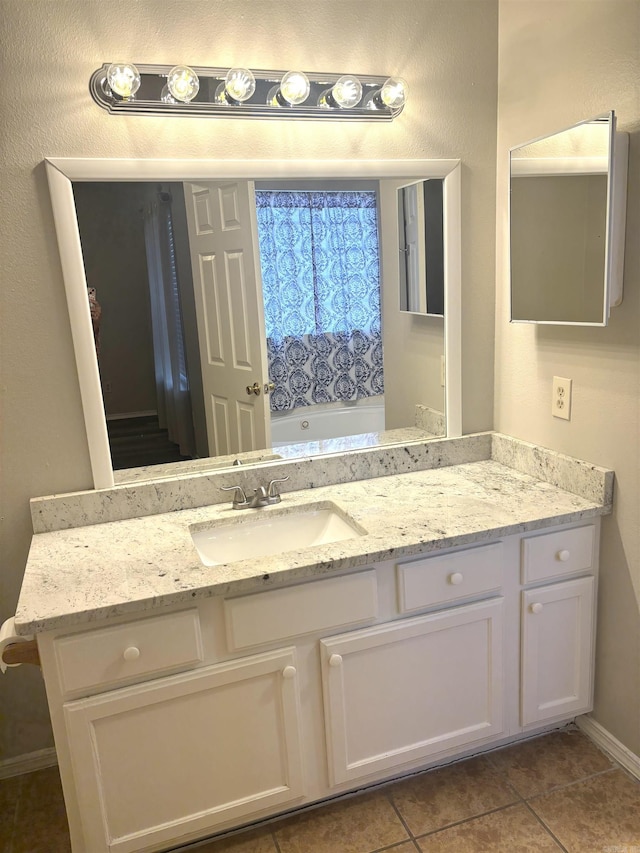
[552,376,572,420]
[440,355,446,387]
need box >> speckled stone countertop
[16,441,613,635]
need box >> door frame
[45,158,461,489]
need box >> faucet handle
[220,485,248,508]
[267,476,289,499]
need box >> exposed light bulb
[106,62,141,98]
[279,71,310,106]
[161,84,177,104]
[225,67,256,103]
[167,66,200,103]
[380,77,408,110]
[331,75,363,109]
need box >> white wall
[496,0,640,754]
[0,0,498,760]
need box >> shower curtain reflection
[143,193,196,458]
[255,190,384,413]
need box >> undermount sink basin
[190,502,366,567]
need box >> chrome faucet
[221,477,289,510]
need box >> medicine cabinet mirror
[398,179,445,316]
[46,159,461,490]
[510,111,628,326]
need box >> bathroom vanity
[14,433,612,853]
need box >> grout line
[522,801,569,852]
[384,789,416,842]
[412,802,523,841]
[270,828,283,853]
[524,766,618,802]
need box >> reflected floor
[2,729,639,852]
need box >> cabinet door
[521,576,595,726]
[321,599,504,786]
[64,648,304,853]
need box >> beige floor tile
[529,768,640,853]
[388,755,519,836]
[273,791,408,853]
[489,729,613,798]
[190,826,278,852]
[11,766,70,853]
[415,804,562,852]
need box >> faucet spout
[248,486,270,508]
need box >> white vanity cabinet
[520,524,597,727]
[62,649,305,853]
[320,598,504,786]
[38,519,600,853]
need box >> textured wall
[495,0,640,754]
[0,0,498,760]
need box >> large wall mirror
[510,111,628,326]
[46,159,461,490]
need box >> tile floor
[2,729,640,853]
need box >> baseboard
[0,747,58,780]
[576,714,640,780]
[106,410,157,422]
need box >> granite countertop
[15,455,611,635]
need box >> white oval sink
[190,502,365,566]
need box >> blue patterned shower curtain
[255,190,384,411]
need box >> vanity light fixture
[91,63,408,120]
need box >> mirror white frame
[509,111,629,326]
[45,158,461,490]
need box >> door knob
[264,381,275,394]
[246,382,261,396]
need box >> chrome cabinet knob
[449,572,464,585]
[557,549,570,562]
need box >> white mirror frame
[45,158,461,490]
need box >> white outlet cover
[552,376,572,420]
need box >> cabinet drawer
[396,543,502,613]
[54,609,204,696]
[224,571,378,650]
[521,525,595,584]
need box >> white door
[521,576,595,726]
[183,181,270,457]
[64,648,304,853]
[320,599,504,786]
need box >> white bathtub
[270,397,385,446]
